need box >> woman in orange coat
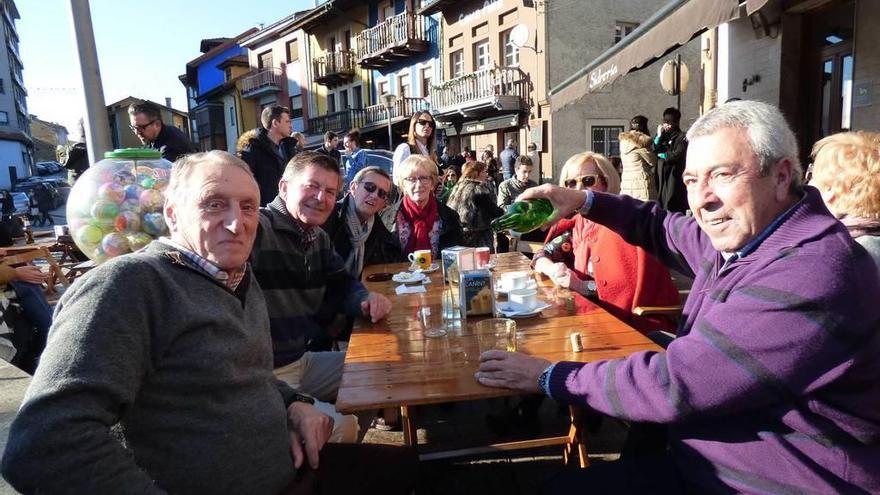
[532,151,679,333]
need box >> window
[258,50,273,69]
[450,50,464,79]
[591,126,624,157]
[378,80,389,98]
[327,93,336,113]
[501,29,520,67]
[420,67,432,97]
[286,39,299,63]
[398,74,410,98]
[224,67,232,81]
[328,36,337,52]
[289,95,304,119]
[0,111,7,125]
[382,2,394,21]
[473,40,491,71]
[614,22,639,44]
[229,106,236,126]
[340,89,350,110]
[343,30,351,51]
[0,78,4,94]
[352,85,363,109]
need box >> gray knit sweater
[1,242,297,494]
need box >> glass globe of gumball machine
[66,148,173,263]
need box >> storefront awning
[549,0,743,112]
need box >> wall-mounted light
[742,74,761,92]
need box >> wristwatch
[291,393,315,405]
[537,365,554,397]
[576,190,593,216]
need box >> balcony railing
[430,67,529,113]
[355,12,429,68]
[308,97,430,135]
[313,51,356,87]
[241,68,283,97]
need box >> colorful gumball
[124,184,143,201]
[140,177,156,189]
[101,232,131,257]
[141,212,167,236]
[139,189,164,211]
[125,232,153,251]
[120,198,141,212]
[91,200,120,221]
[113,169,136,185]
[114,211,141,232]
[75,224,104,247]
[97,182,126,204]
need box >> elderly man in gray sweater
[1,151,416,494]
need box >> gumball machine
[66,148,173,263]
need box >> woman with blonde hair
[392,111,438,184]
[446,161,504,250]
[809,131,880,270]
[532,151,679,333]
[381,154,462,258]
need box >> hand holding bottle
[513,185,589,228]
[490,198,555,234]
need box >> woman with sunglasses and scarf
[532,151,679,333]
[392,111,438,184]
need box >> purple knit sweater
[547,187,880,494]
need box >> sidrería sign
[588,64,619,91]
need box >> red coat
[537,215,680,333]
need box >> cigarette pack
[459,269,494,318]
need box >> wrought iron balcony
[307,97,430,135]
[430,67,530,120]
[313,51,357,87]
[241,68,283,98]
[356,12,430,69]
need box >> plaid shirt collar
[159,238,246,291]
[267,196,317,249]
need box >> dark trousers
[283,443,419,495]
[542,451,686,495]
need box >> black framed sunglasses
[416,119,435,128]
[128,119,158,132]
[564,174,601,189]
[360,181,390,200]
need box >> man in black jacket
[317,131,341,167]
[655,107,689,213]
[240,105,293,206]
[128,101,195,162]
[322,166,402,279]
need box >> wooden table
[337,252,663,464]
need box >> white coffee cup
[508,288,537,310]
[501,271,529,290]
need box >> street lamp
[382,93,398,150]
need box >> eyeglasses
[359,181,390,200]
[128,120,158,132]
[403,176,433,185]
[416,119,434,128]
[564,174,601,189]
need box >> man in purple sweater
[477,101,880,494]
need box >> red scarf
[401,195,438,254]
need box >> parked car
[35,163,53,176]
[364,149,394,176]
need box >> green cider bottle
[490,198,555,234]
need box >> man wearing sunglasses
[128,101,195,162]
[323,166,401,280]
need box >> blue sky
[19,0,316,138]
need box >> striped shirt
[159,238,245,291]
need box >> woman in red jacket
[532,151,679,333]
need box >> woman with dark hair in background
[446,161,503,251]
[618,115,658,201]
[392,111,437,183]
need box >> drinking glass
[476,318,517,352]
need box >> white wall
[719,17,782,105]
[0,140,29,189]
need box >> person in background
[0,248,53,374]
[128,100,195,162]
[497,155,536,209]
[499,138,519,181]
[34,184,55,226]
[654,107,688,212]
[436,167,458,203]
[439,146,452,172]
[479,101,880,494]
[446,161,503,251]
[317,131,342,167]
[342,130,367,189]
[481,148,501,188]
[533,151,679,334]
[808,130,880,271]
[392,111,437,185]
[382,154,462,259]
[281,131,306,162]
[238,105,292,206]
[618,115,658,201]
[527,143,541,184]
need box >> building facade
[28,115,68,162]
[423,0,547,181]
[0,0,32,188]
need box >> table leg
[564,406,589,468]
[400,405,417,447]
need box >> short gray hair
[352,166,391,185]
[687,100,803,192]
[166,150,254,207]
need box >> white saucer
[496,279,538,295]
[408,262,440,273]
[497,301,550,318]
[393,271,427,284]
